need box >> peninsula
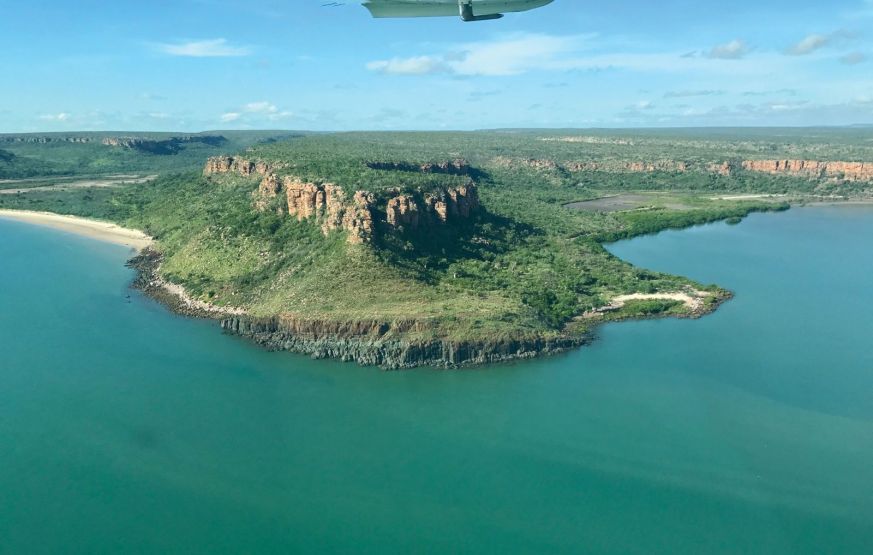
[3,129,871,368]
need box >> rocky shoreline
[127,249,244,319]
[219,316,587,370]
[126,248,589,369]
[126,248,732,370]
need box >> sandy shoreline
[0,209,243,316]
[0,209,153,251]
[609,291,708,311]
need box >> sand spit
[609,292,709,311]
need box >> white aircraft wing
[364,1,458,18]
[363,0,553,21]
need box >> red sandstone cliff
[740,160,873,181]
[204,155,274,177]
[490,155,873,182]
[205,156,481,245]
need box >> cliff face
[205,156,481,245]
[220,316,584,370]
[104,135,226,154]
[492,156,873,182]
[366,159,471,176]
[563,160,690,173]
[0,135,92,144]
[204,155,274,177]
[281,178,478,244]
[495,157,689,173]
[740,160,873,181]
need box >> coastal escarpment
[220,316,585,370]
[129,247,583,369]
[204,156,481,244]
[496,156,873,182]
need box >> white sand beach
[0,210,153,251]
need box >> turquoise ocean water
[1,206,871,554]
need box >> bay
[1,206,871,554]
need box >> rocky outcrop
[282,179,373,242]
[739,160,873,182]
[220,316,586,370]
[563,160,689,173]
[386,195,420,228]
[708,161,736,176]
[424,184,480,222]
[203,155,273,177]
[492,155,873,183]
[0,135,92,144]
[367,159,471,176]
[104,135,226,154]
[539,136,635,145]
[281,178,478,243]
[205,156,481,244]
[493,157,689,173]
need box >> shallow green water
[1,206,872,554]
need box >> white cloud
[366,34,787,79]
[243,101,293,120]
[244,101,279,114]
[785,34,830,56]
[38,113,71,121]
[368,34,591,77]
[841,51,867,65]
[366,56,449,76]
[664,89,724,98]
[154,39,252,58]
[707,40,750,60]
[219,101,294,124]
[447,34,587,76]
[768,100,809,112]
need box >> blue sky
[1,0,872,132]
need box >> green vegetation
[2,129,870,346]
[0,131,299,179]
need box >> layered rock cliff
[204,155,275,177]
[491,156,873,182]
[0,135,92,144]
[366,159,471,176]
[740,160,873,182]
[563,160,690,173]
[220,316,584,370]
[130,247,579,370]
[104,135,226,155]
[493,157,689,173]
[205,156,481,245]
